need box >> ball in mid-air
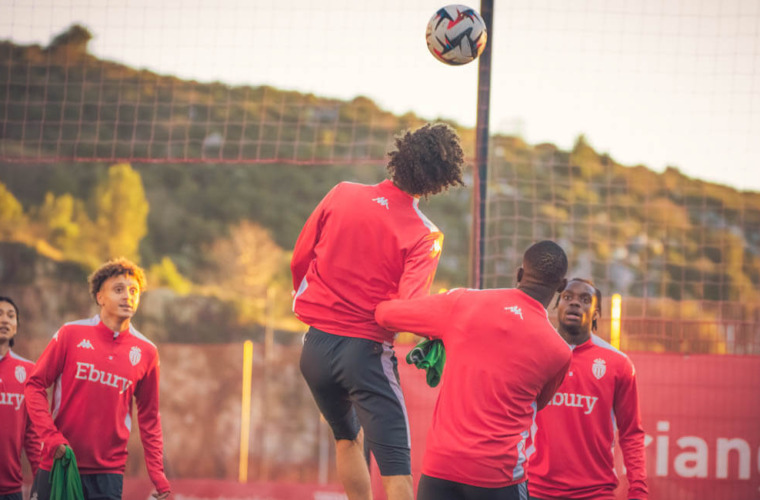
[426,4,487,66]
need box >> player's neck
[100,311,131,334]
[517,284,554,309]
[559,328,591,346]
[0,341,9,357]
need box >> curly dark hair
[386,123,466,197]
[88,257,147,304]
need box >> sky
[1,0,759,191]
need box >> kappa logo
[592,358,607,379]
[129,346,142,366]
[15,365,26,383]
[372,197,390,209]
[504,305,524,320]
[77,339,94,350]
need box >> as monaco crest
[592,358,607,380]
[129,346,142,366]
[15,365,26,383]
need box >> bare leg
[382,474,414,500]
[336,428,373,500]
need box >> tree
[0,182,25,239]
[92,163,149,262]
[203,220,287,323]
[46,24,93,59]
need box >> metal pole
[472,0,493,289]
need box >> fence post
[611,294,622,349]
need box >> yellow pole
[239,340,253,482]
[610,294,622,349]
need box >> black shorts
[0,492,22,500]
[32,469,123,500]
[299,327,411,476]
[417,474,529,500]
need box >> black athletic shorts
[31,469,123,500]
[299,326,411,476]
[0,492,22,500]
[417,474,530,500]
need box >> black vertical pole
[471,0,493,289]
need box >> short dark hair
[555,278,603,331]
[88,258,147,304]
[523,240,568,285]
[386,123,465,197]
[0,296,19,348]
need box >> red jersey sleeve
[375,289,461,339]
[615,358,648,499]
[134,354,170,494]
[291,187,335,291]
[24,330,70,459]
[397,231,444,300]
[536,357,571,411]
[23,407,41,474]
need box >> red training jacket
[25,316,170,494]
[375,288,572,488]
[529,335,648,500]
[292,180,443,343]
[0,350,40,495]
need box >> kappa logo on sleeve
[372,197,390,209]
[504,305,524,320]
[77,339,95,350]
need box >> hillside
[1,26,759,348]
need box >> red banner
[122,479,348,500]
[371,349,760,500]
[32,350,757,500]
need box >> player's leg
[300,327,371,500]
[381,474,414,500]
[79,473,123,500]
[459,480,529,500]
[343,340,413,500]
[334,428,372,500]
[417,474,463,500]
[30,469,52,500]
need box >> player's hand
[54,444,66,460]
[152,491,170,499]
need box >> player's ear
[556,278,567,293]
[516,267,524,284]
[591,308,600,331]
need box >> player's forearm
[24,422,42,473]
[375,299,436,337]
[23,380,66,449]
[621,433,648,498]
[138,409,170,492]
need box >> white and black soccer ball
[426,4,487,66]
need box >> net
[1,3,759,347]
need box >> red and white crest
[15,365,27,383]
[592,358,607,380]
[129,346,142,366]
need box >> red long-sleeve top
[375,288,572,488]
[0,350,40,495]
[529,335,648,500]
[291,180,444,343]
[24,316,170,494]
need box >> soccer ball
[425,4,487,66]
